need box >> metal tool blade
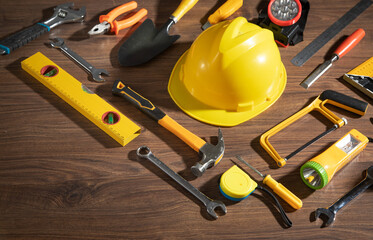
[118,18,180,66]
[300,57,336,89]
[236,155,264,178]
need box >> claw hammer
[112,80,225,177]
[0,3,86,55]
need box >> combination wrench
[136,146,227,219]
[315,165,373,227]
[49,38,109,82]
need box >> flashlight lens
[268,0,302,26]
[300,161,329,190]
[302,167,322,187]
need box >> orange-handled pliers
[89,1,147,36]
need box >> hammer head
[43,3,86,29]
[191,128,224,177]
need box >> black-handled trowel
[118,0,198,67]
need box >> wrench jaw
[315,208,336,227]
[49,38,65,49]
[43,3,86,29]
[206,200,227,219]
[191,128,225,177]
[136,146,152,159]
[90,69,109,83]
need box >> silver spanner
[0,3,86,55]
[315,165,373,227]
[49,38,109,82]
[136,146,227,219]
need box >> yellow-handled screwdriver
[201,0,243,30]
[236,155,302,210]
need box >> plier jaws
[89,1,147,36]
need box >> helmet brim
[168,50,287,127]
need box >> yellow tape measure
[21,52,141,146]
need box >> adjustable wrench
[0,3,86,55]
[315,165,373,227]
[136,146,227,219]
[50,38,109,82]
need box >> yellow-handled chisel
[236,155,302,209]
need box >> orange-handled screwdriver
[300,28,365,89]
[236,155,302,209]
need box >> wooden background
[0,0,372,239]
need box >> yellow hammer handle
[172,0,199,22]
[208,0,243,25]
[263,175,303,209]
[158,115,206,152]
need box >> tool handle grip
[319,90,368,116]
[112,80,206,152]
[263,175,303,210]
[112,80,166,121]
[334,28,365,58]
[113,9,148,35]
[172,0,199,22]
[0,23,49,54]
[207,0,243,25]
[158,115,206,152]
[100,1,138,23]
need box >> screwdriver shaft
[236,155,264,178]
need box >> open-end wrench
[315,165,373,227]
[0,3,86,55]
[136,146,227,219]
[50,38,109,83]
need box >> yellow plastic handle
[158,115,206,152]
[263,175,303,210]
[171,0,199,22]
[208,0,243,25]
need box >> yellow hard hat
[168,17,287,127]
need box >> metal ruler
[291,0,372,66]
[21,52,141,146]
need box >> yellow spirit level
[21,52,140,146]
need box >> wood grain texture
[0,0,372,239]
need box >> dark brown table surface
[1,0,372,239]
